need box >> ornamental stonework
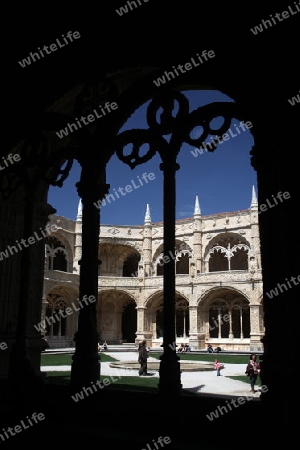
[75,235,82,245]
[41,196,264,351]
[107,228,120,235]
[143,241,152,251]
[49,216,75,233]
[75,247,82,258]
[250,307,260,331]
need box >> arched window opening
[175,298,189,337]
[176,253,189,274]
[45,297,67,337]
[231,247,248,270]
[45,237,67,272]
[123,252,140,277]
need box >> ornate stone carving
[108,228,120,235]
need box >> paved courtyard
[42,350,263,400]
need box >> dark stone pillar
[70,163,109,390]
[9,193,54,393]
[254,111,297,445]
[158,161,182,396]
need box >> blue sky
[48,90,257,225]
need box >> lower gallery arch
[97,290,137,344]
[122,299,137,343]
[43,286,79,348]
[145,291,189,349]
[197,287,263,351]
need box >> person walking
[138,340,149,376]
[245,353,261,392]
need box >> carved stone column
[249,186,261,270]
[193,196,203,274]
[228,310,234,339]
[256,112,297,444]
[0,193,24,379]
[158,161,182,396]
[113,90,238,397]
[9,195,55,390]
[143,204,153,277]
[70,162,109,389]
[73,199,83,274]
[187,305,199,349]
[40,297,49,338]
[135,306,146,342]
[249,304,263,351]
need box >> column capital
[159,162,180,172]
[188,305,198,311]
[76,180,110,205]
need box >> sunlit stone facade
[43,187,264,351]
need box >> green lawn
[151,352,251,364]
[41,352,117,366]
[41,352,251,367]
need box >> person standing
[138,340,149,376]
[214,359,223,376]
[245,353,261,392]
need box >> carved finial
[77,199,83,221]
[144,204,151,224]
[251,185,258,208]
[194,195,201,216]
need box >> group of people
[207,344,221,353]
[214,352,261,392]
[177,343,191,353]
[136,341,261,392]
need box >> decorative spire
[194,195,201,216]
[251,185,258,208]
[144,203,151,224]
[77,198,83,221]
